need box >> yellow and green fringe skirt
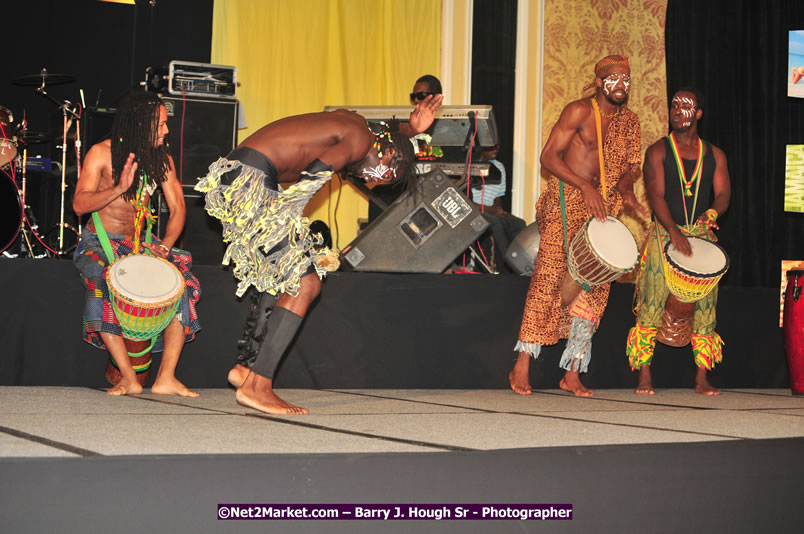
[195,157,334,298]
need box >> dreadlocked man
[73,92,201,397]
[196,104,438,415]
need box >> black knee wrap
[250,307,303,379]
[235,290,277,368]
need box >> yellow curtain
[541,0,669,251]
[211,0,441,249]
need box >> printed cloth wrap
[73,223,201,352]
[195,156,333,298]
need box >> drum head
[108,254,183,304]
[586,216,639,270]
[666,237,729,278]
[0,173,22,252]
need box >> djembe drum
[562,216,639,306]
[783,271,804,395]
[104,253,185,386]
[657,237,729,346]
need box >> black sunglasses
[410,91,437,102]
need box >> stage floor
[2,386,802,457]
[2,386,803,533]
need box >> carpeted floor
[1,386,802,533]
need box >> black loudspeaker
[340,169,490,273]
[156,186,226,266]
[82,107,117,150]
[161,95,238,185]
[505,221,541,276]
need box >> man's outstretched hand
[408,94,443,134]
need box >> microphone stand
[36,83,79,255]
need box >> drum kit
[1,69,82,258]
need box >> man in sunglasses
[410,74,443,105]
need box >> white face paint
[361,163,394,183]
[671,95,696,128]
[602,74,631,96]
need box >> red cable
[180,89,186,183]
[462,113,479,271]
[1,166,62,257]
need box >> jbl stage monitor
[340,169,490,273]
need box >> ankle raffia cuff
[627,324,658,370]
[692,332,724,370]
[514,341,542,360]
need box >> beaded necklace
[667,132,703,197]
[666,133,703,229]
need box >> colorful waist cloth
[517,175,624,346]
[194,147,334,297]
[73,222,201,352]
[633,222,718,333]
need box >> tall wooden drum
[783,271,804,395]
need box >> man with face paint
[509,54,645,397]
[626,88,731,395]
[196,107,432,414]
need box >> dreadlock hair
[110,92,171,202]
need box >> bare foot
[108,377,143,396]
[227,364,250,388]
[236,373,309,415]
[635,365,655,395]
[695,368,720,395]
[559,371,594,397]
[151,376,199,397]
[509,352,532,395]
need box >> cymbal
[12,72,75,86]
[18,131,53,144]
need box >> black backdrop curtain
[666,0,804,288]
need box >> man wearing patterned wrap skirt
[73,92,200,398]
[626,88,731,395]
[197,101,439,415]
[509,55,647,397]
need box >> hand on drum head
[580,184,607,221]
[142,242,169,259]
[669,228,693,257]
